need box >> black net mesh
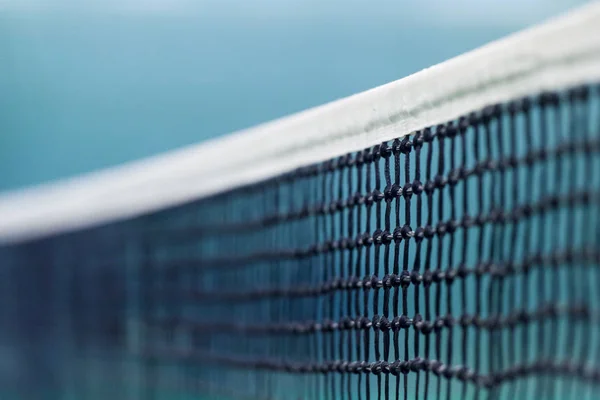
[1,84,600,400]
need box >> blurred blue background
[0,0,589,192]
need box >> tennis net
[1,3,600,400]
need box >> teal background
[0,0,590,192]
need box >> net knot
[472,315,484,328]
[363,148,373,163]
[448,219,460,234]
[436,124,447,138]
[355,150,365,166]
[357,316,372,330]
[336,155,348,169]
[382,230,393,245]
[492,208,506,224]
[373,229,383,246]
[361,275,371,290]
[409,357,424,372]
[342,152,354,167]
[320,319,334,332]
[339,237,351,251]
[334,360,346,373]
[320,159,333,173]
[433,316,445,331]
[474,262,490,276]
[399,361,410,375]
[399,270,411,288]
[393,227,403,243]
[371,361,384,375]
[422,127,433,142]
[411,180,423,195]
[412,314,423,332]
[456,263,469,278]
[379,142,392,158]
[417,319,433,335]
[570,85,589,101]
[383,185,393,201]
[402,182,413,199]
[371,315,381,330]
[432,362,447,377]
[382,274,393,288]
[422,270,433,287]
[444,268,457,284]
[474,213,487,226]
[371,275,382,289]
[580,191,592,205]
[360,232,372,248]
[424,180,435,195]
[378,316,391,332]
[413,226,425,243]
[457,366,476,382]
[428,360,441,374]
[401,225,413,240]
[332,199,345,212]
[507,100,519,114]
[482,105,496,123]
[372,189,384,202]
[443,314,455,328]
[410,270,422,285]
[348,276,360,289]
[390,360,401,376]
[462,214,474,228]
[445,121,457,138]
[412,132,424,148]
[399,136,412,154]
[459,314,472,327]
[318,363,329,375]
[392,138,402,155]
[347,361,361,374]
[468,111,479,125]
[396,314,412,330]
[448,168,460,186]
[434,174,447,189]
[540,91,559,106]
[352,192,364,206]
[458,116,469,131]
[444,365,459,379]
[357,361,368,374]
[372,144,381,160]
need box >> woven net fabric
[0,84,599,400]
